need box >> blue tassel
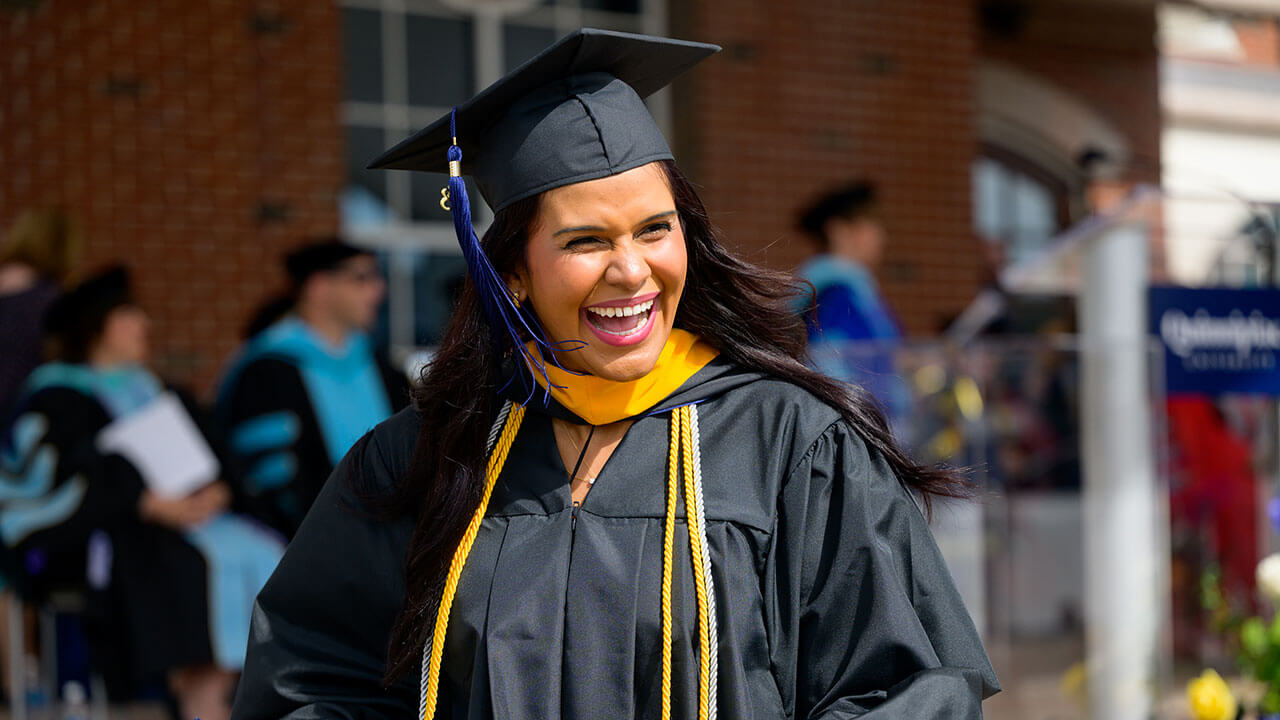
[444,110,582,401]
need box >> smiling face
[512,162,687,382]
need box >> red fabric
[1168,396,1259,605]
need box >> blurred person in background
[794,182,900,346]
[215,238,410,538]
[795,183,907,428]
[0,207,83,418]
[0,266,283,720]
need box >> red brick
[0,0,342,393]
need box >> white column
[1078,221,1161,720]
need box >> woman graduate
[234,29,998,719]
[1,267,283,720]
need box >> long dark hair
[367,159,968,683]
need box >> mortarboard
[367,28,719,212]
[367,28,719,393]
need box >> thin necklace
[565,424,598,486]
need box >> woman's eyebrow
[553,224,605,237]
[635,210,677,226]
[552,210,677,237]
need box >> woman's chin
[569,334,668,382]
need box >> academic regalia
[234,346,997,718]
[0,362,283,687]
[796,255,900,345]
[216,316,411,537]
[233,28,996,719]
[795,254,909,432]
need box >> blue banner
[1151,286,1280,395]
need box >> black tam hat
[367,28,718,395]
[43,265,134,362]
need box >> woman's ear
[504,271,526,304]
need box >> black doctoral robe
[215,319,412,538]
[233,359,999,718]
[1,375,282,691]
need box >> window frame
[973,143,1078,269]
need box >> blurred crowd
[0,207,408,720]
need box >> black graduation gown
[1,385,238,686]
[233,359,999,718]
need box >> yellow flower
[1187,669,1237,720]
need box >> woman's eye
[640,222,672,237]
[564,236,604,249]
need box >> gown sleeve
[2,389,146,544]
[220,357,329,536]
[230,420,418,720]
[764,419,999,719]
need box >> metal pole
[1079,220,1160,719]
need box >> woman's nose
[604,243,649,289]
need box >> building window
[972,148,1071,269]
[338,0,666,356]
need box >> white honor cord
[688,405,719,718]
[419,401,514,720]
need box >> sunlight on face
[515,162,687,382]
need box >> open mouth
[584,298,655,338]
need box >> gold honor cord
[661,410,680,720]
[661,406,715,720]
[420,403,526,720]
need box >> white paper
[96,392,221,498]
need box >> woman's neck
[87,347,135,369]
[294,307,351,349]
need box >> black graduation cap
[367,28,718,397]
[366,28,720,213]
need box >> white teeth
[587,299,654,319]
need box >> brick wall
[0,0,343,394]
[674,0,983,335]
